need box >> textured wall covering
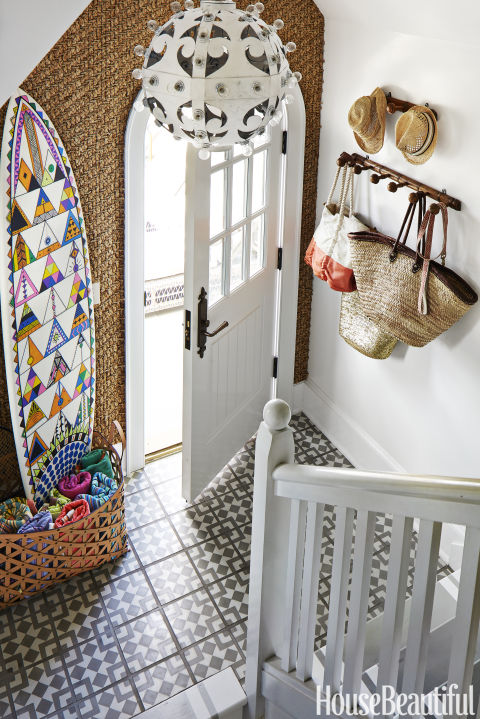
[0,0,323,439]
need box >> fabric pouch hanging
[349,200,478,347]
[305,163,369,292]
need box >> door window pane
[209,238,224,304]
[231,160,247,226]
[250,214,265,277]
[211,150,227,167]
[230,228,244,290]
[252,127,270,148]
[251,150,267,213]
[210,170,225,237]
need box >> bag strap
[326,163,348,207]
[389,196,418,261]
[416,203,448,315]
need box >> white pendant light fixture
[132,0,301,159]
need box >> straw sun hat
[395,105,437,164]
[348,87,387,154]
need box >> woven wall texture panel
[0,0,323,437]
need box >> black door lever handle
[204,321,229,338]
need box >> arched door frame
[124,84,306,475]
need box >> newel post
[244,400,295,719]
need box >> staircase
[244,400,480,719]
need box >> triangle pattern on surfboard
[45,318,68,356]
[40,255,64,292]
[68,272,87,307]
[47,350,70,388]
[37,221,61,259]
[24,335,44,368]
[65,240,82,276]
[22,366,47,406]
[14,268,38,308]
[33,188,57,225]
[28,431,48,465]
[54,411,71,442]
[10,199,32,235]
[16,303,41,342]
[13,234,36,270]
[42,286,67,325]
[62,211,82,245]
[25,400,46,432]
[70,303,88,338]
[16,158,41,195]
[49,381,71,417]
[73,362,91,397]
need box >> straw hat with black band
[395,105,437,165]
[348,87,387,154]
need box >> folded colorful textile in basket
[54,499,90,528]
[80,449,114,479]
[77,472,118,510]
[0,498,33,533]
[58,471,91,500]
[37,489,70,519]
[18,511,53,534]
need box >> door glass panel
[211,150,227,167]
[209,238,224,305]
[250,213,265,277]
[253,128,270,148]
[231,160,247,226]
[210,169,225,237]
[251,150,266,214]
[230,227,244,290]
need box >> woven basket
[0,425,128,608]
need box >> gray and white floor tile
[1,412,453,717]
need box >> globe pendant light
[132,0,301,159]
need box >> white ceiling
[313,0,480,46]
[0,0,92,106]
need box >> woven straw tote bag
[349,199,478,347]
[339,291,397,359]
[305,163,369,292]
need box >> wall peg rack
[338,151,461,211]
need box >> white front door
[183,126,284,501]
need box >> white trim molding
[124,93,149,475]
[302,378,405,472]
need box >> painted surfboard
[0,89,95,504]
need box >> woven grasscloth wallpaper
[0,0,324,438]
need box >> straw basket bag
[349,201,478,347]
[305,163,369,292]
[0,422,128,607]
[339,291,397,359]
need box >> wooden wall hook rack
[384,92,438,120]
[337,151,461,211]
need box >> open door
[182,125,284,501]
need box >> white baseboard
[301,379,405,472]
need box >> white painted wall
[0,0,92,106]
[307,3,480,478]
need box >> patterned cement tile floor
[0,413,452,719]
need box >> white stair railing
[244,400,480,719]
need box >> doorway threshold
[146,442,182,464]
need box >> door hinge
[144,291,147,307]
[277,247,283,270]
[272,356,278,379]
[282,130,288,155]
